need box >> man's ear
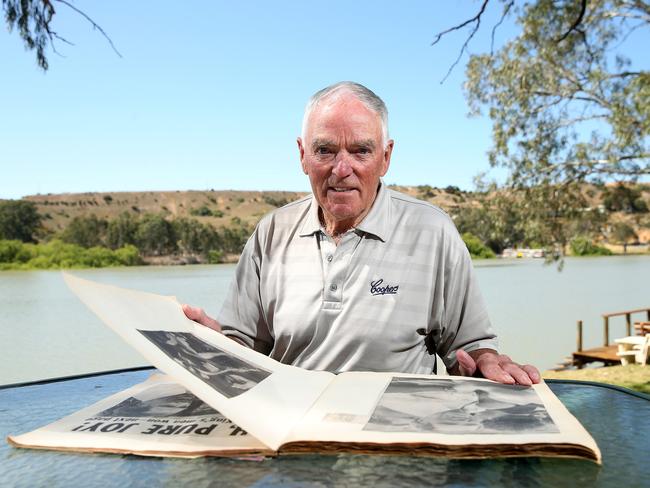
[297,137,308,175]
[381,139,394,176]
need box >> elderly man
[185,81,539,386]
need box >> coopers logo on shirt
[370,279,399,296]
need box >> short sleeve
[217,227,274,354]
[435,231,499,370]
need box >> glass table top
[1,369,648,487]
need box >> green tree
[106,212,139,249]
[602,183,648,213]
[61,215,107,248]
[0,200,41,242]
[220,224,251,254]
[135,214,177,256]
[465,1,648,183]
[438,0,649,254]
[610,221,638,253]
[452,191,527,254]
[174,218,221,256]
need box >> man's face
[298,94,393,231]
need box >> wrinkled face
[298,94,393,232]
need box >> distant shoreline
[2,245,648,272]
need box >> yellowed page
[62,273,334,451]
[282,372,600,462]
[8,374,271,457]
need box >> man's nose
[332,153,353,178]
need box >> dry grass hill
[22,186,470,235]
[18,183,650,248]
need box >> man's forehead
[310,137,377,148]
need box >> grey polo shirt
[218,184,498,374]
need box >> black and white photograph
[363,377,559,435]
[138,330,271,398]
[97,383,219,418]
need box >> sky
[0,1,647,199]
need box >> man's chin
[323,204,362,222]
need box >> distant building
[500,248,545,259]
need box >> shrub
[444,185,462,196]
[461,233,496,259]
[207,249,224,264]
[189,206,224,218]
[417,185,435,199]
[569,236,613,256]
[263,196,290,208]
[0,240,33,263]
[114,245,142,266]
[0,239,142,270]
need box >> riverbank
[543,365,650,394]
[2,238,647,271]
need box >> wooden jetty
[572,346,620,367]
[568,307,650,369]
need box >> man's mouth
[329,187,356,193]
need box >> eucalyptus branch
[556,0,588,43]
[549,114,611,130]
[431,0,490,46]
[546,58,612,108]
[543,155,650,176]
[53,0,122,58]
[601,10,650,22]
[604,71,644,79]
[431,0,490,83]
[490,0,514,55]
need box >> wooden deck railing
[601,308,650,346]
[575,307,650,352]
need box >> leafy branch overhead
[2,0,120,70]
[437,0,649,185]
[434,0,649,255]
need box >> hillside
[20,186,475,235]
[21,183,650,247]
[24,190,308,234]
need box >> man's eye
[316,147,332,155]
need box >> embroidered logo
[370,279,399,296]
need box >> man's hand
[182,305,222,333]
[454,348,540,386]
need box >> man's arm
[449,348,540,386]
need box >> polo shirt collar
[298,180,391,242]
[299,196,322,237]
[355,181,390,242]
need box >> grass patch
[543,364,650,394]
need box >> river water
[1,256,648,385]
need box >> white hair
[301,81,389,146]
